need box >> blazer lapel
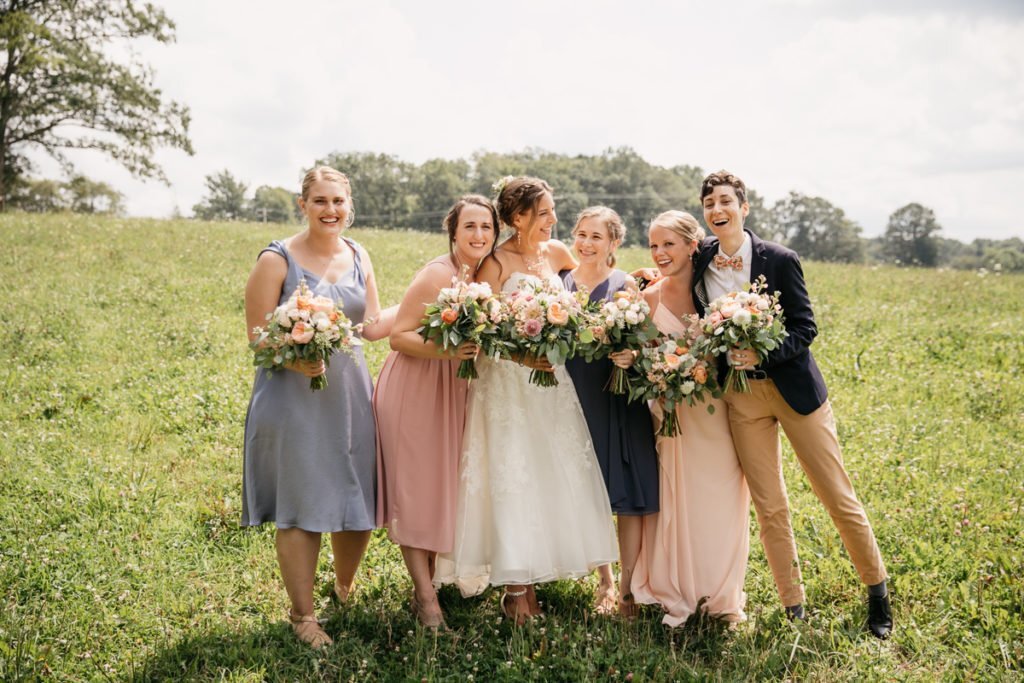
[747,229,768,285]
[692,237,717,312]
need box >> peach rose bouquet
[699,275,787,393]
[250,279,357,391]
[577,279,660,394]
[501,278,588,387]
[627,329,720,437]
[417,266,509,380]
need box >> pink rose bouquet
[627,330,720,437]
[250,279,357,391]
[699,275,787,393]
[501,278,587,387]
[417,267,509,380]
[578,279,660,394]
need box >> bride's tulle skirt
[435,356,619,596]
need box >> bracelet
[363,314,379,327]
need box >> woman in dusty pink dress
[373,195,498,628]
[629,210,751,626]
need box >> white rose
[287,308,302,321]
[625,311,639,325]
[681,381,695,395]
[313,312,331,331]
[275,307,292,328]
[616,297,630,310]
[756,298,770,311]
[733,309,752,326]
[629,303,640,314]
[605,316,616,327]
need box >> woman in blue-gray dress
[561,207,659,618]
[242,166,392,648]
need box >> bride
[435,176,619,624]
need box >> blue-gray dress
[562,269,659,516]
[242,238,376,532]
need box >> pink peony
[291,321,315,344]
[523,318,543,337]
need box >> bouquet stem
[310,375,328,391]
[723,367,751,394]
[606,366,630,395]
[657,408,679,437]
[529,368,559,388]
[457,358,479,381]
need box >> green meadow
[1,213,1021,682]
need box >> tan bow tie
[714,254,743,271]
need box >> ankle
[868,580,888,598]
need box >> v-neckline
[283,238,355,286]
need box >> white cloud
[26,0,1024,240]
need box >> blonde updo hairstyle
[573,206,627,267]
[300,165,355,227]
[648,209,705,246]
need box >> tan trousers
[725,379,886,606]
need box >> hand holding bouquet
[699,275,787,393]
[417,267,509,380]
[578,280,660,394]
[628,331,719,437]
[503,279,587,387]
[250,279,357,391]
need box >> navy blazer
[691,229,828,415]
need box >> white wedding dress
[435,272,619,596]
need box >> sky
[37,0,1024,241]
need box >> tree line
[190,148,1024,272]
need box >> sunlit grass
[1,213,1021,681]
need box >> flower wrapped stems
[502,279,589,387]
[577,279,660,395]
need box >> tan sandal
[501,587,531,626]
[410,591,446,630]
[289,611,333,649]
[594,584,619,616]
[618,593,639,621]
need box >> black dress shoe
[866,593,893,639]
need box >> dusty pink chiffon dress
[630,304,751,626]
[373,257,468,553]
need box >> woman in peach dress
[374,195,498,628]
[629,210,751,626]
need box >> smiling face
[649,224,696,277]
[573,215,618,267]
[452,203,497,263]
[702,184,749,242]
[515,191,557,244]
[300,179,351,233]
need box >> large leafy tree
[884,202,941,266]
[251,184,299,224]
[192,170,247,221]
[0,0,192,209]
[767,192,865,263]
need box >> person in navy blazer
[695,170,892,639]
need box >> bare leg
[401,545,443,627]
[525,584,543,617]
[277,528,331,647]
[594,563,617,614]
[616,515,643,617]
[329,530,371,602]
[427,551,437,580]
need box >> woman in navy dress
[561,206,659,617]
[242,166,392,648]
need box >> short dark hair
[700,170,747,205]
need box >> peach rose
[296,296,314,311]
[546,302,570,325]
[720,301,741,318]
[664,353,682,370]
[693,364,708,384]
[708,311,724,327]
[441,308,459,324]
[291,321,315,344]
[312,296,335,314]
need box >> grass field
[1,213,1022,682]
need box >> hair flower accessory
[491,175,514,198]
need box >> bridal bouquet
[628,331,719,437]
[250,279,357,391]
[502,279,588,387]
[578,281,660,394]
[699,275,787,393]
[417,267,509,380]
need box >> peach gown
[630,304,751,626]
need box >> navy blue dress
[562,269,659,516]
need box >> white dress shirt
[704,232,752,303]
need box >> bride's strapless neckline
[502,270,563,293]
